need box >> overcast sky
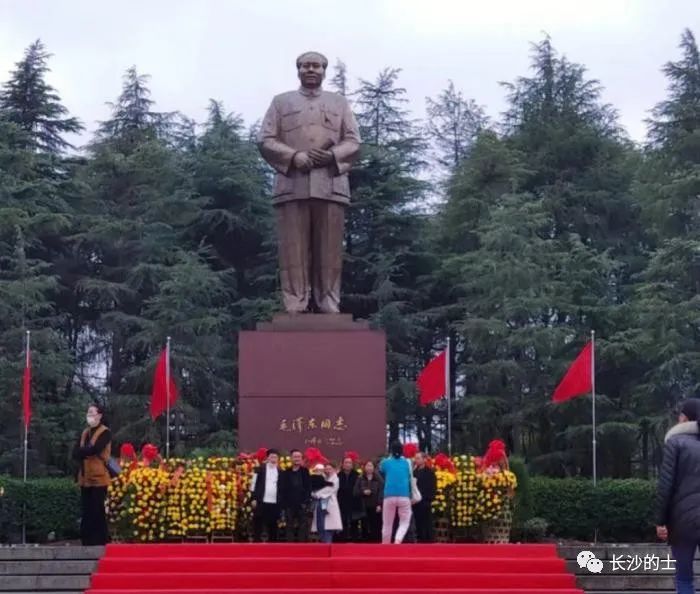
[1,0,698,147]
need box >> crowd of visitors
[249,441,437,544]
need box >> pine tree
[438,38,641,476]
[72,68,201,448]
[189,100,276,318]
[426,81,488,171]
[330,60,349,96]
[0,40,83,153]
[632,28,700,430]
[344,68,434,444]
[0,120,77,475]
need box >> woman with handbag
[72,403,112,545]
[353,460,384,542]
[379,441,417,544]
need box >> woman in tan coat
[72,403,112,545]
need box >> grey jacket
[257,87,361,206]
[655,421,700,543]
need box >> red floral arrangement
[478,439,507,472]
[304,447,328,466]
[120,443,136,459]
[343,451,360,463]
[141,443,160,466]
[119,443,138,472]
[402,442,418,459]
[433,452,456,473]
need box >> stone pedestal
[238,314,386,461]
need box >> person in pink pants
[379,441,413,544]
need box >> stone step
[559,543,678,592]
[0,546,103,560]
[0,548,98,592]
[567,560,687,575]
[0,560,96,574]
[577,574,674,590]
[559,544,683,560]
[0,575,90,591]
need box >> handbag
[407,459,422,504]
[104,457,121,479]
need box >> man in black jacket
[655,399,700,594]
[280,449,311,542]
[337,456,360,542]
[413,452,437,543]
[250,449,281,542]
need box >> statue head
[296,51,327,90]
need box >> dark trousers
[80,487,109,546]
[413,501,435,543]
[361,508,381,543]
[338,506,359,542]
[285,505,309,543]
[672,542,698,594]
[252,503,280,542]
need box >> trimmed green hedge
[531,477,656,542]
[0,474,658,543]
[0,476,80,543]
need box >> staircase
[85,543,583,594]
[0,545,102,594]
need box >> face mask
[86,415,99,427]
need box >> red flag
[552,341,593,403]
[149,348,178,419]
[417,350,447,406]
[22,352,31,429]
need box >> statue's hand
[309,148,334,167]
[293,151,314,173]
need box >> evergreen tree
[439,38,641,476]
[0,40,82,153]
[187,100,276,438]
[330,60,349,96]
[0,120,77,475]
[631,28,700,436]
[344,68,433,444]
[96,67,173,147]
[426,81,488,171]
[72,68,203,448]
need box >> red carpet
[85,543,583,594]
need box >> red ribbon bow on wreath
[479,439,507,472]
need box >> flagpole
[165,337,171,459]
[591,330,597,488]
[23,330,30,485]
[446,336,452,456]
[22,330,30,545]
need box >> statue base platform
[256,313,369,332]
[238,314,386,460]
